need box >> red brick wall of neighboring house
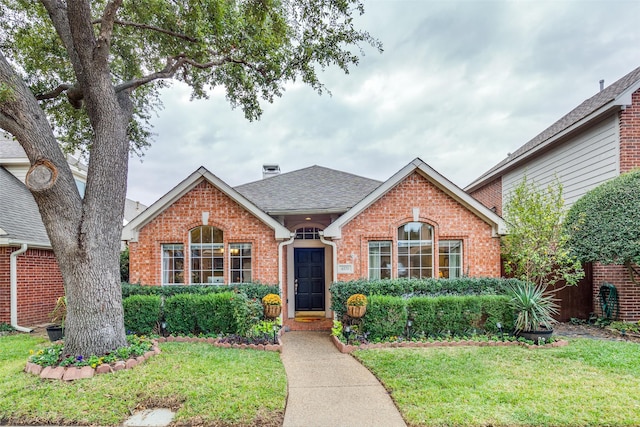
[129,180,280,286]
[589,89,640,321]
[468,177,503,217]
[592,263,640,321]
[0,247,65,325]
[334,171,502,281]
[619,89,640,174]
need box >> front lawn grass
[355,338,640,426]
[0,334,286,426]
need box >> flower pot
[347,305,366,318]
[46,325,64,342]
[264,305,282,319]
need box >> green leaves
[0,0,380,152]
[502,176,584,289]
[564,169,640,282]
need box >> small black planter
[46,325,64,342]
[517,329,553,343]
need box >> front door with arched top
[294,248,325,311]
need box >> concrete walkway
[280,331,407,427]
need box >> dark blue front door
[294,248,325,311]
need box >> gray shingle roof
[235,165,382,214]
[0,166,51,246]
[0,133,29,159]
[467,65,640,190]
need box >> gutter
[278,234,296,318]
[318,232,338,283]
[10,243,32,333]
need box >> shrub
[330,277,521,317]
[407,295,513,337]
[164,294,199,335]
[123,295,162,335]
[230,293,263,336]
[362,295,407,341]
[121,283,278,300]
[194,292,236,334]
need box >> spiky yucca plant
[509,283,559,332]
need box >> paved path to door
[280,331,407,427]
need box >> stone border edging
[331,335,569,353]
[157,335,283,352]
[25,340,162,381]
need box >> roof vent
[262,164,280,179]
[599,79,605,92]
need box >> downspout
[318,232,338,284]
[10,243,32,332]
[278,233,296,317]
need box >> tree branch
[97,0,123,48]
[114,54,236,93]
[92,19,199,43]
[35,83,74,100]
[625,260,640,285]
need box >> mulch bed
[554,322,640,343]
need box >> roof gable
[235,165,382,214]
[466,65,640,191]
[0,167,51,247]
[122,167,291,241]
[324,158,506,238]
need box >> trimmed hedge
[164,294,198,335]
[135,292,264,336]
[123,295,162,335]
[121,282,278,300]
[362,295,408,341]
[330,277,523,318]
[407,295,513,337]
[194,292,237,334]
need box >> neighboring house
[122,158,506,331]
[0,134,146,328]
[466,65,640,321]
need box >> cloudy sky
[126,0,640,207]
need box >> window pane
[369,241,392,280]
[397,222,433,279]
[190,225,224,284]
[162,244,184,285]
[230,243,252,283]
[439,240,463,279]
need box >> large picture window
[190,225,224,284]
[368,241,392,279]
[230,243,252,283]
[398,222,433,279]
[439,240,463,278]
[162,244,184,285]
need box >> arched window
[397,222,433,279]
[190,225,223,284]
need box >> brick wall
[592,263,640,321]
[469,177,503,217]
[619,89,640,173]
[334,171,502,281]
[129,180,280,285]
[0,246,65,325]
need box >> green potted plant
[508,282,558,342]
[262,293,282,319]
[46,296,66,341]
[346,294,367,318]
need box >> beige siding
[503,115,619,210]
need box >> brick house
[0,134,145,328]
[123,158,506,330]
[466,65,640,321]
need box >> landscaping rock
[96,364,112,374]
[113,360,126,371]
[25,362,42,375]
[40,366,65,380]
[125,358,138,369]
